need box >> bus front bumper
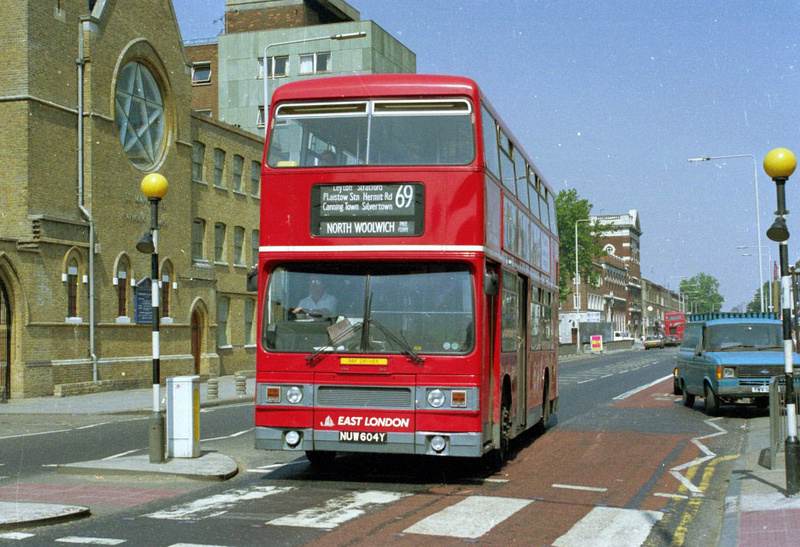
[255,426,483,458]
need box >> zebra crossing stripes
[268,490,411,529]
[553,507,663,546]
[403,496,532,539]
[146,486,293,521]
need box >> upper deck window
[267,99,475,167]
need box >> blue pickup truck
[674,312,800,415]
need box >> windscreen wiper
[368,317,425,365]
[305,320,362,364]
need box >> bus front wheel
[306,450,336,466]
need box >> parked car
[643,336,664,350]
[664,335,680,347]
[675,312,800,415]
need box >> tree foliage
[680,273,724,314]
[555,189,610,302]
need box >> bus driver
[292,275,337,318]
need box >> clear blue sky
[174,0,800,310]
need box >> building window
[191,62,211,85]
[192,141,205,182]
[251,161,261,197]
[213,148,226,188]
[214,222,226,263]
[251,230,259,267]
[233,155,244,192]
[67,258,79,318]
[262,55,289,79]
[116,257,130,318]
[161,262,173,319]
[217,297,230,347]
[244,299,255,346]
[299,51,331,75]
[115,61,165,170]
[192,218,206,261]
[257,106,266,128]
[233,226,245,265]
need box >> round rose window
[115,61,165,170]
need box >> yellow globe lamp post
[137,173,168,463]
[764,148,800,495]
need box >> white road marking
[552,483,608,492]
[669,417,728,497]
[269,490,411,529]
[147,486,293,521]
[0,532,36,540]
[552,507,662,547]
[654,492,689,500]
[103,450,139,460]
[613,375,672,401]
[403,496,532,539]
[202,428,253,442]
[55,537,126,545]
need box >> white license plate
[751,386,770,393]
[338,431,387,444]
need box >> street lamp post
[262,32,366,134]
[688,154,765,312]
[738,246,774,312]
[574,218,591,352]
[763,147,799,496]
[136,173,169,464]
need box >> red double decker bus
[255,74,559,465]
[664,312,685,342]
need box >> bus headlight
[428,389,445,408]
[430,435,447,453]
[285,430,301,447]
[286,386,304,404]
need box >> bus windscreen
[263,263,474,355]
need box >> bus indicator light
[266,386,281,403]
[451,390,467,408]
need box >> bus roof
[270,74,481,103]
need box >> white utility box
[167,375,200,458]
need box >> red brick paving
[738,509,800,547]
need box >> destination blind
[310,183,424,237]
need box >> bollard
[235,375,247,396]
[207,377,219,400]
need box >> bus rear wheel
[536,381,550,434]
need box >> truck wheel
[704,383,719,416]
[682,382,695,408]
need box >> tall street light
[738,245,774,311]
[262,32,366,135]
[574,218,592,352]
[688,154,765,312]
[763,147,799,496]
[137,173,168,464]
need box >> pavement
[2,372,800,545]
[0,375,253,529]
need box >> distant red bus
[254,74,559,465]
[664,312,685,341]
